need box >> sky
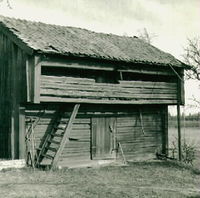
[0,0,200,114]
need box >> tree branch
[183,36,200,81]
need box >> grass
[0,127,198,197]
[0,161,199,198]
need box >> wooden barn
[0,16,190,168]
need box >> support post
[33,56,41,103]
[19,107,26,159]
[177,104,182,161]
[162,106,168,155]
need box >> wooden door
[91,117,116,159]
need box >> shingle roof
[0,15,188,68]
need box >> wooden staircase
[35,104,80,169]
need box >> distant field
[169,127,200,168]
[169,127,200,147]
[169,120,200,128]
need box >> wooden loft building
[0,16,190,168]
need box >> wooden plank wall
[0,32,27,158]
[25,105,91,166]
[116,109,163,161]
[40,75,178,104]
[25,104,166,166]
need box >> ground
[0,161,199,198]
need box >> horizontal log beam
[41,88,177,99]
[40,96,177,105]
[41,59,176,76]
[40,75,178,104]
[41,61,114,71]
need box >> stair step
[69,137,79,141]
[55,126,65,130]
[42,154,54,159]
[48,147,57,152]
[52,133,63,137]
[48,140,60,145]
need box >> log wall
[25,104,167,166]
[25,105,91,166]
[40,75,178,104]
[0,29,184,161]
[116,110,163,160]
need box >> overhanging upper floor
[26,55,185,105]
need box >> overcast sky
[0,0,200,113]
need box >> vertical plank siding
[0,32,27,158]
[91,117,116,159]
[25,104,167,165]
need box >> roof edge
[0,21,34,55]
[36,50,190,69]
[178,60,193,70]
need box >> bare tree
[183,37,200,110]
[137,28,157,44]
[183,37,200,80]
[0,0,12,9]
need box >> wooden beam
[118,142,127,164]
[119,71,123,80]
[180,79,185,105]
[19,107,26,159]
[176,69,183,161]
[33,56,41,103]
[26,55,41,103]
[177,104,182,161]
[26,59,31,102]
[118,69,176,76]
[40,96,178,105]
[41,75,177,88]
[162,106,168,155]
[91,118,97,160]
[11,113,15,159]
[178,70,185,105]
[41,56,176,76]
[41,61,114,71]
[52,104,80,168]
[26,56,35,102]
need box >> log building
[0,16,190,167]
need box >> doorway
[91,117,116,159]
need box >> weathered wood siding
[116,109,163,160]
[25,105,91,166]
[0,32,27,158]
[25,104,167,166]
[91,117,116,160]
[0,27,184,161]
[40,75,178,104]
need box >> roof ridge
[0,14,138,40]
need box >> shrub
[182,140,196,165]
[170,137,196,165]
